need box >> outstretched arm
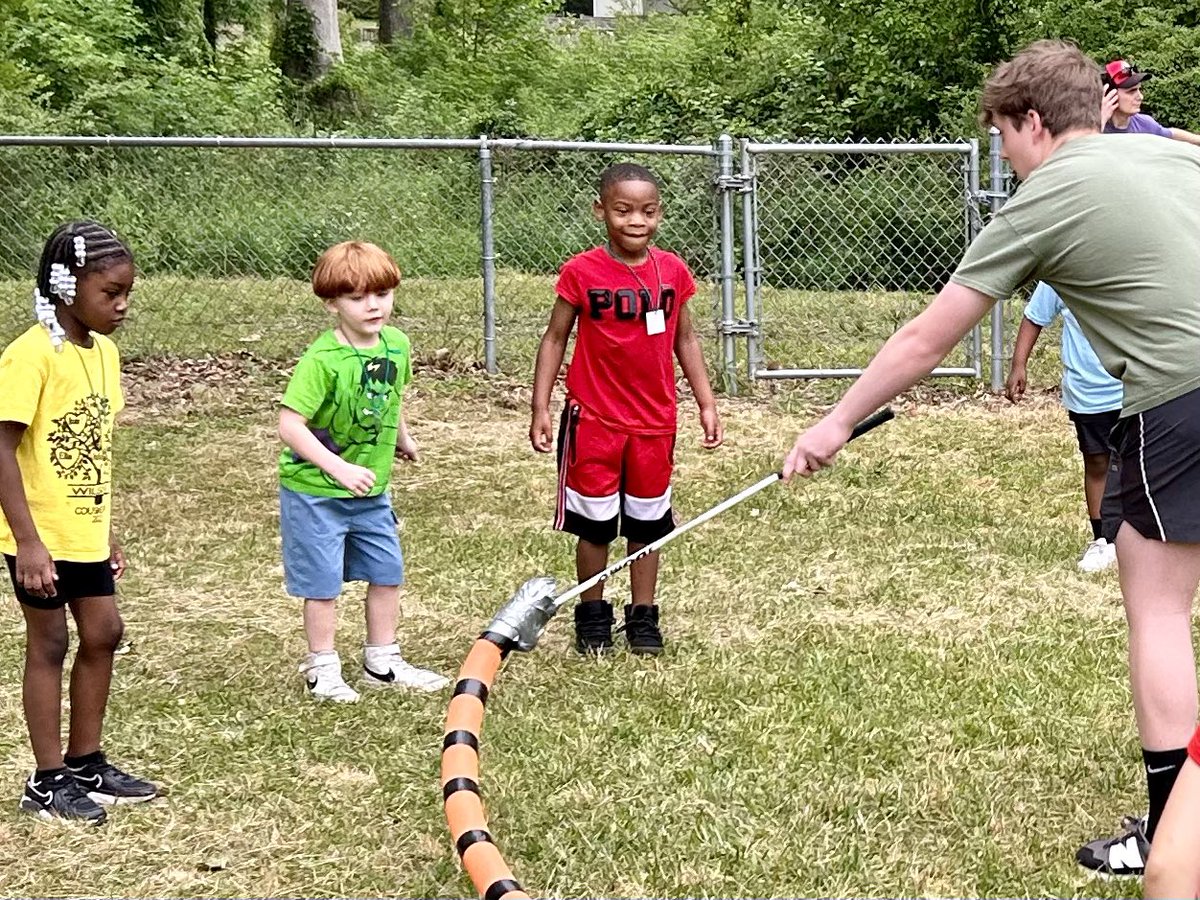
[530,298,577,453]
[1170,127,1200,148]
[674,305,722,448]
[1006,316,1044,402]
[783,282,994,479]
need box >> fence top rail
[0,134,485,151]
[745,140,974,155]
[0,134,718,155]
[486,138,716,156]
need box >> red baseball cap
[1104,59,1151,91]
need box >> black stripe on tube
[453,679,490,704]
[442,777,480,801]
[442,730,479,752]
[455,828,493,857]
[485,878,523,900]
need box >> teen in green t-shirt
[782,41,1200,879]
[278,241,448,702]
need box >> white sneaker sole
[362,673,449,693]
[88,791,159,806]
[18,800,105,825]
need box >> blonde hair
[311,241,400,300]
[980,40,1102,135]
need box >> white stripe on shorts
[1138,412,1166,541]
[623,487,672,522]
[565,487,619,522]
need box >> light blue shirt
[1023,282,1123,414]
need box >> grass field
[0,281,1145,898]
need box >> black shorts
[4,555,115,610]
[1068,408,1121,457]
[1101,385,1200,543]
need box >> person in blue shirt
[1006,282,1123,572]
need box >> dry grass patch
[0,364,1143,899]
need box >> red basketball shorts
[554,399,675,545]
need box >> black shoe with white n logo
[1076,816,1150,877]
[19,770,106,824]
[67,753,159,806]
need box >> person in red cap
[1101,59,1200,146]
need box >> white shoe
[1078,537,1117,573]
[299,651,360,703]
[363,643,450,692]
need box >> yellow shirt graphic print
[0,326,124,562]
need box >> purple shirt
[1105,113,1173,138]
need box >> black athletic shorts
[1101,384,1200,543]
[4,554,115,610]
[1068,408,1121,457]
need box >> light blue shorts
[279,487,404,599]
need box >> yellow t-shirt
[0,325,124,561]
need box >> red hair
[311,241,400,300]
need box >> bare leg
[65,595,123,758]
[364,584,399,646]
[628,542,659,606]
[1083,452,1110,521]
[576,540,608,601]
[1117,523,1200,750]
[1144,756,1200,899]
[303,599,337,654]
[20,605,69,771]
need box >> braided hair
[34,221,132,350]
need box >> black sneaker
[68,753,159,806]
[19,770,106,825]
[1077,815,1149,877]
[574,600,615,654]
[622,603,664,656]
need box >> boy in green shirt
[278,241,448,702]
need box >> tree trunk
[378,0,412,43]
[297,0,343,76]
[202,0,218,52]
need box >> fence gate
[725,139,986,389]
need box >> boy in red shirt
[530,162,723,656]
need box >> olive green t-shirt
[279,326,413,497]
[952,134,1200,415]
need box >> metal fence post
[740,139,760,384]
[717,134,738,395]
[966,137,983,378]
[479,135,498,374]
[988,127,1007,391]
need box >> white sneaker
[299,651,360,703]
[1078,537,1118,573]
[363,643,450,692]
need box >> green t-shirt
[279,326,413,497]
[952,133,1200,415]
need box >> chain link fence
[0,134,1000,390]
[739,140,983,383]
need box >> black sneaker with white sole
[19,770,106,824]
[1076,815,1150,877]
[67,753,159,805]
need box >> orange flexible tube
[441,634,530,900]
